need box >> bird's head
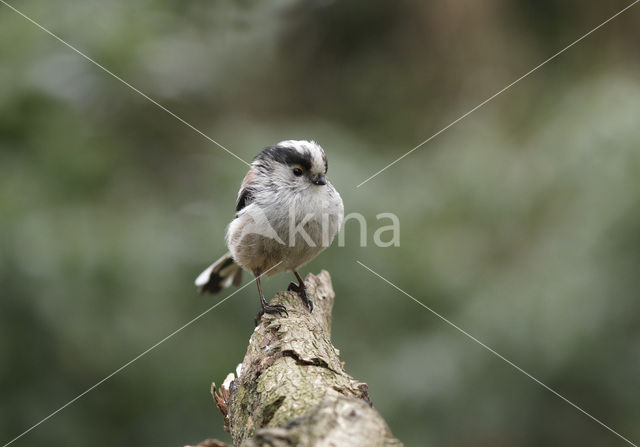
[254,140,329,188]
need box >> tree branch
[208,270,402,447]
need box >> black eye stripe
[255,146,313,171]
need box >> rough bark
[209,271,402,447]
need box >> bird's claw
[288,282,314,312]
[255,303,289,325]
[267,303,289,316]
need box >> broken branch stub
[211,270,402,447]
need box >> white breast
[226,183,343,276]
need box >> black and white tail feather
[195,252,242,295]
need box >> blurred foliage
[1,1,640,446]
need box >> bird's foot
[254,303,289,326]
[288,281,314,312]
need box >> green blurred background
[1,1,639,446]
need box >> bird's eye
[292,167,304,176]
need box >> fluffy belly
[227,212,339,276]
[231,236,323,275]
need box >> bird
[195,140,344,322]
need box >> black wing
[235,167,257,215]
[235,187,254,214]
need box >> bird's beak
[311,174,327,185]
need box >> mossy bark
[211,271,402,447]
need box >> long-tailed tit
[195,140,344,322]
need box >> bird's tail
[195,252,243,295]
